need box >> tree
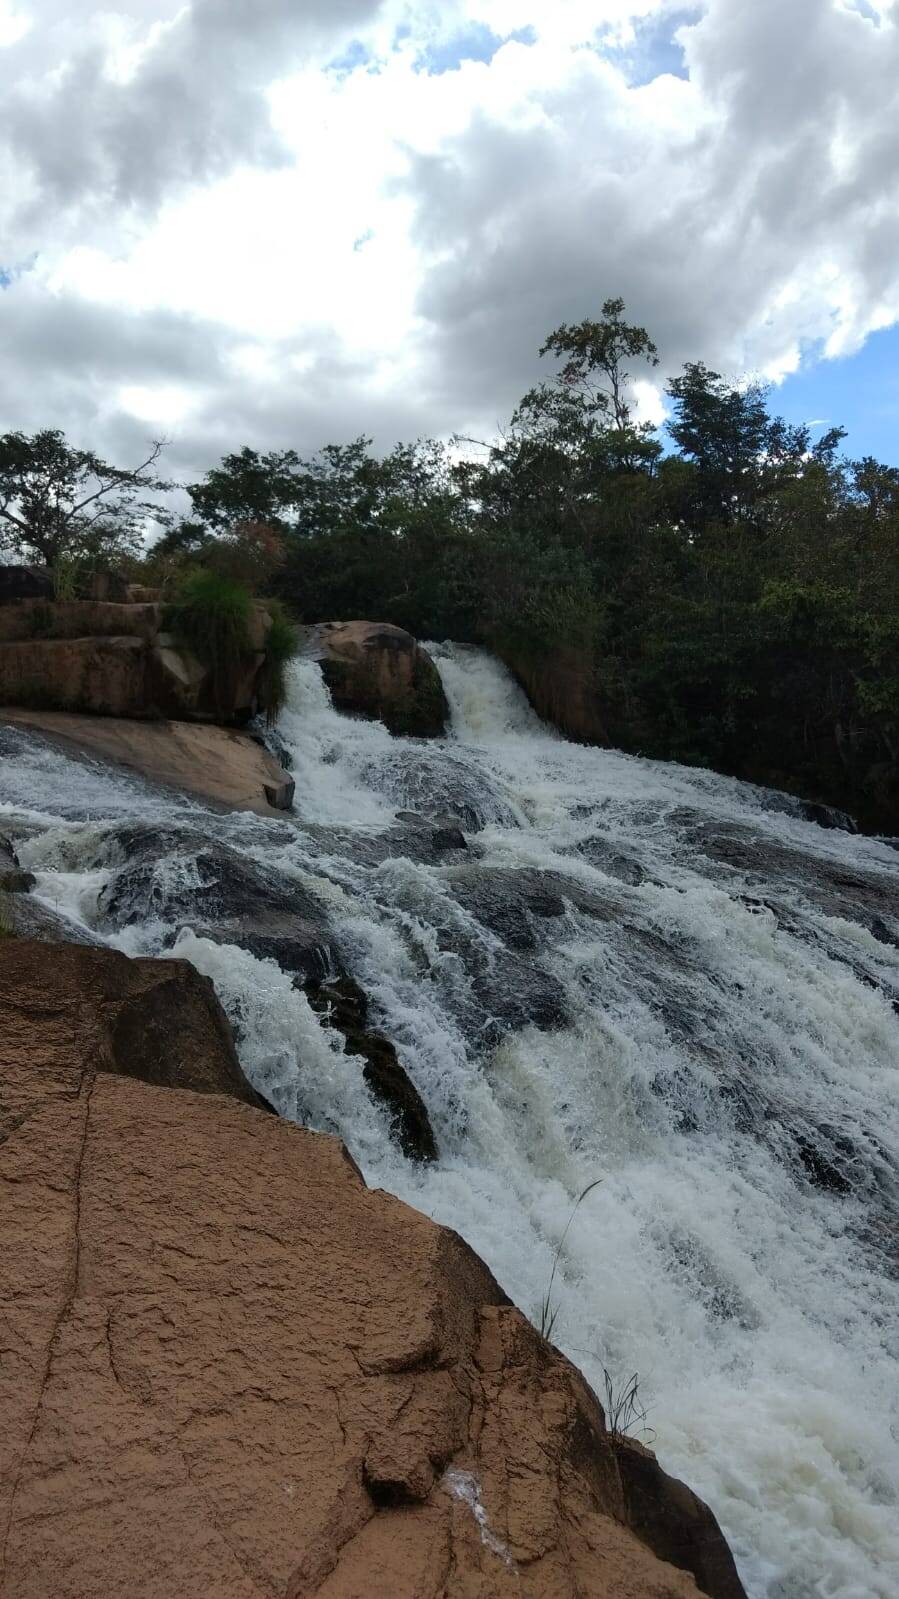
[185,446,301,532]
[663,363,823,530]
[0,429,169,568]
[538,297,659,434]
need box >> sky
[1,0,898,483]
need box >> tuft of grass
[538,1179,603,1341]
[164,570,253,715]
[601,1368,654,1444]
[52,556,84,601]
[0,892,16,938]
[258,600,298,724]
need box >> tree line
[2,298,897,828]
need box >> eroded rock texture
[0,940,267,1110]
[0,942,746,1599]
[313,621,449,738]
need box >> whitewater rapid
[2,644,898,1599]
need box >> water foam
[2,648,897,1598]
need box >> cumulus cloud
[0,0,897,474]
[0,0,387,248]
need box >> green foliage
[52,554,85,600]
[0,429,170,568]
[164,571,253,716]
[258,601,298,723]
[538,1181,603,1341]
[0,892,15,938]
[9,297,899,828]
[601,1368,653,1444]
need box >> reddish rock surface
[0,941,746,1599]
[0,600,162,645]
[0,596,279,725]
[313,621,449,738]
[0,711,292,814]
[496,641,608,746]
[0,940,267,1110]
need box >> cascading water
[2,644,898,1599]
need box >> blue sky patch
[416,22,536,76]
[0,255,36,289]
[326,39,373,78]
[601,8,700,87]
[774,325,899,465]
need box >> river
[2,643,898,1599]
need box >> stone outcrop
[306,973,438,1163]
[0,710,294,814]
[0,599,162,644]
[0,939,269,1109]
[0,592,280,725]
[617,1441,747,1599]
[96,827,332,980]
[496,640,608,745]
[0,564,53,604]
[312,621,449,737]
[0,938,747,1598]
[0,835,35,896]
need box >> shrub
[164,571,253,715]
[257,600,298,723]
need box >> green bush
[164,571,253,715]
[258,600,298,723]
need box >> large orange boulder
[0,940,747,1599]
[313,621,449,737]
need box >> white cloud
[1,0,898,473]
[0,2,29,48]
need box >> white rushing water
[3,644,898,1599]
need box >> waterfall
[3,644,898,1599]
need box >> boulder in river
[313,620,450,737]
[306,973,438,1162]
[0,834,35,894]
[97,827,334,980]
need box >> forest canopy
[3,300,897,829]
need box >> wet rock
[686,820,899,938]
[0,834,35,894]
[495,637,608,743]
[796,799,858,833]
[1,893,105,945]
[0,937,268,1109]
[0,867,34,894]
[1,711,294,816]
[617,1438,748,1599]
[313,620,449,737]
[451,866,567,952]
[306,974,438,1162]
[396,810,468,854]
[97,827,333,979]
[579,835,648,885]
[365,746,518,831]
[263,772,296,811]
[474,951,567,1036]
